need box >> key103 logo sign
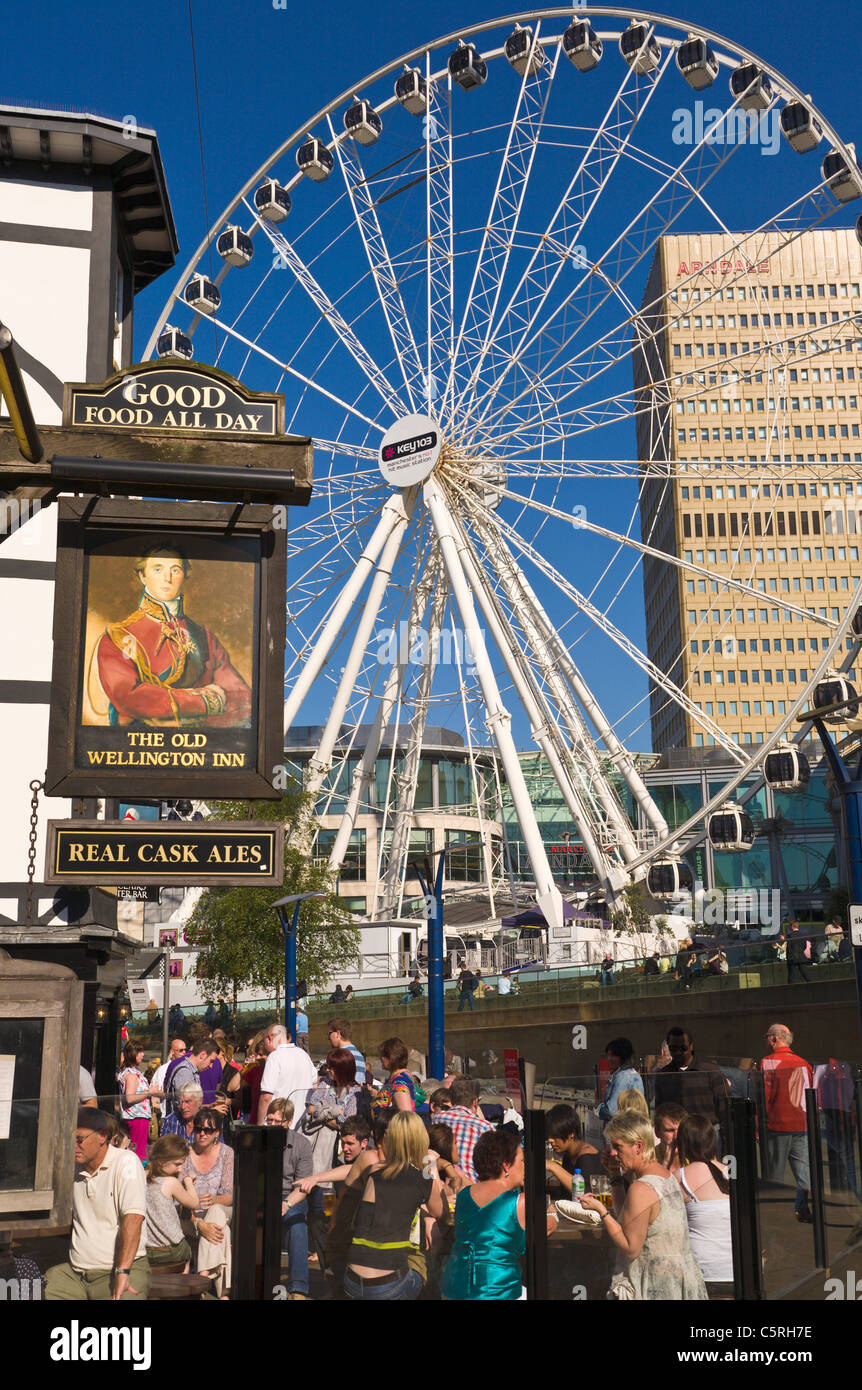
[378,413,442,486]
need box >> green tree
[185,789,360,999]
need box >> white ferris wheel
[145,9,862,932]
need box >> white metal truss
[425,56,455,421]
[328,115,426,410]
[424,475,565,930]
[376,566,447,918]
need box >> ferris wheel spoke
[491,484,838,632]
[283,490,415,732]
[206,314,385,433]
[327,115,426,411]
[459,496,670,844]
[474,196,854,454]
[298,505,414,845]
[470,159,840,456]
[377,565,448,917]
[424,55,455,421]
[442,22,560,425]
[242,203,406,420]
[472,491,746,762]
[457,34,674,441]
[463,93,776,452]
[453,513,633,881]
[328,546,442,873]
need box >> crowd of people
[54,1003,857,1302]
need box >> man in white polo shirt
[256,1022,318,1126]
[45,1108,149,1301]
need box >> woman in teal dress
[441,1130,559,1300]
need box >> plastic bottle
[572,1168,585,1197]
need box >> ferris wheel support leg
[301,497,413,828]
[423,477,565,933]
[378,570,447,920]
[456,524,624,898]
[283,490,413,736]
[328,553,441,874]
[470,509,643,869]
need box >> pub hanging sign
[44,497,286,800]
[63,360,283,437]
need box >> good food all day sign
[64,362,282,436]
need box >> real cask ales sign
[45,820,284,887]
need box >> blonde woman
[617,1088,650,1120]
[345,1111,446,1301]
[579,1112,707,1301]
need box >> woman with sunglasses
[180,1105,234,1298]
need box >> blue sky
[5,1,862,754]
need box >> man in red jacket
[96,546,251,729]
[761,1023,813,1222]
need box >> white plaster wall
[0,180,93,232]
[0,574,55,681]
[0,239,90,426]
[0,702,72,885]
[0,187,94,910]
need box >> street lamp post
[797,701,862,1027]
[412,839,485,1080]
[270,892,326,1040]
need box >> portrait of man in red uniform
[92,544,253,729]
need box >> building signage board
[45,498,286,799]
[64,361,282,437]
[45,820,284,888]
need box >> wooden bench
[148,1270,216,1300]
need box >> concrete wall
[308,978,862,1079]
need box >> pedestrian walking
[761,1023,814,1222]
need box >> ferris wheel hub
[378,411,441,486]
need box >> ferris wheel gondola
[780,99,824,153]
[182,274,221,316]
[619,20,660,74]
[676,34,718,90]
[156,325,193,360]
[729,62,774,110]
[254,178,292,222]
[813,670,860,722]
[344,98,383,146]
[647,858,694,897]
[504,22,546,76]
[394,65,428,114]
[707,803,757,853]
[448,39,488,90]
[297,136,334,181]
[822,145,862,202]
[216,225,254,268]
[763,743,811,791]
[562,17,603,71]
